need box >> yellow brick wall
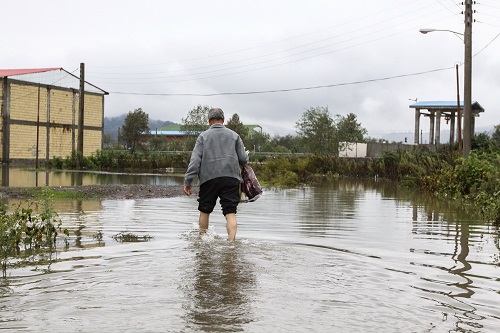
[48,126,73,158]
[10,84,49,122]
[49,89,74,125]
[82,94,104,127]
[10,124,48,159]
[84,129,103,155]
[4,82,104,160]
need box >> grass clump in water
[32,188,88,200]
[111,232,154,243]
[0,197,69,277]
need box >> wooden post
[36,85,40,170]
[78,63,85,169]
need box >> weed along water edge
[0,179,499,332]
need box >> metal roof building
[1,67,108,167]
[409,100,484,145]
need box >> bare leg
[225,213,237,242]
[199,212,209,235]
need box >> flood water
[0,167,184,187]
[0,174,499,332]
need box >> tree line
[51,103,500,222]
[112,104,369,154]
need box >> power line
[91,0,426,71]
[109,66,454,97]
[89,2,453,83]
[435,0,462,17]
[91,11,459,86]
[474,32,500,56]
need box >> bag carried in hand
[241,164,263,202]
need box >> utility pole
[456,64,462,156]
[463,0,473,157]
[77,63,85,168]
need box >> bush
[0,196,68,277]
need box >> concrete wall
[339,141,433,158]
[366,142,417,158]
[339,142,368,157]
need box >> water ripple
[1,181,499,332]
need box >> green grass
[29,188,89,200]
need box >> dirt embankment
[0,184,198,200]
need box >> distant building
[141,123,264,147]
[0,68,108,164]
[409,100,484,145]
[142,124,196,141]
[245,124,263,137]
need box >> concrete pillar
[435,110,441,144]
[429,111,435,145]
[414,108,420,144]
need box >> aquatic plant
[92,230,104,243]
[0,198,69,277]
[111,232,154,243]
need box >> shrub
[0,197,68,277]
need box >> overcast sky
[2,0,499,137]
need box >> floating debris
[111,232,154,243]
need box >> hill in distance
[104,114,177,140]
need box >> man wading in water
[183,108,249,241]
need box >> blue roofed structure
[409,100,484,145]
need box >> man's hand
[183,186,192,196]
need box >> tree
[472,132,496,152]
[181,105,212,150]
[335,113,367,142]
[335,113,367,152]
[120,108,149,153]
[491,124,500,148]
[295,106,336,154]
[247,131,271,152]
[226,113,249,144]
[271,134,304,153]
[181,105,211,133]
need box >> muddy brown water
[0,170,499,332]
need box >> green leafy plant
[0,198,68,277]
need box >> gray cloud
[1,0,498,137]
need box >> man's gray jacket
[184,124,248,187]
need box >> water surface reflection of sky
[0,176,498,332]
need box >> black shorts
[198,177,240,215]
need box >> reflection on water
[0,167,184,187]
[0,179,499,332]
[181,240,255,332]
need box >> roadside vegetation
[2,106,498,276]
[0,194,69,277]
[0,191,154,276]
[44,105,500,224]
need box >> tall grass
[252,150,499,223]
[45,148,499,223]
[0,192,69,277]
[48,150,191,171]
